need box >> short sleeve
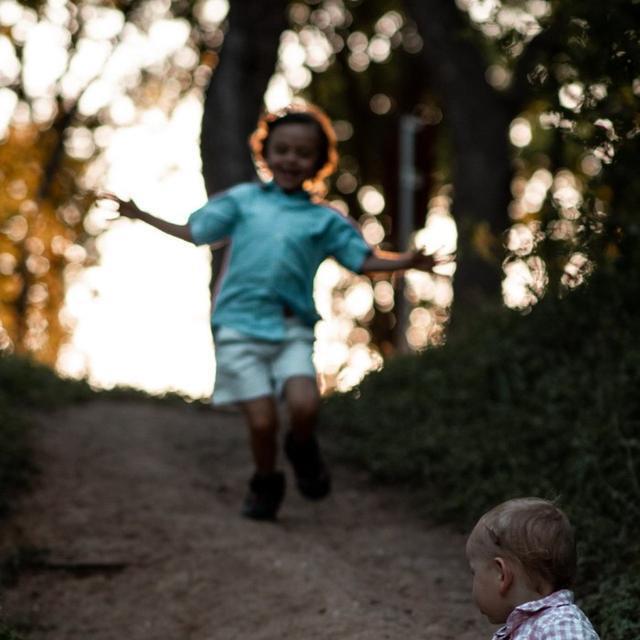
[188,187,242,246]
[323,211,372,273]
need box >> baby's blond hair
[471,497,577,590]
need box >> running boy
[105,103,448,521]
[466,497,599,639]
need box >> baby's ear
[494,557,514,595]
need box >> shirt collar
[261,180,311,200]
[494,590,575,639]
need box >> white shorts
[212,318,316,405]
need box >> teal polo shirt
[188,181,372,342]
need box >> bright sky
[58,95,217,399]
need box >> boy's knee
[241,397,278,435]
[249,415,278,435]
[284,377,320,429]
[288,395,319,424]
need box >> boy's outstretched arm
[361,249,453,274]
[101,193,194,243]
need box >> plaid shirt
[493,590,599,640]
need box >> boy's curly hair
[249,103,338,196]
[472,497,577,591]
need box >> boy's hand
[408,249,455,272]
[94,192,193,243]
[97,192,143,220]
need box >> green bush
[322,268,640,639]
[0,625,23,640]
[0,353,93,410]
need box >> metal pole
[395,114,423,353]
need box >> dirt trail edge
[1,399,493,640]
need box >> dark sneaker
[241,471,286,521]
[284,432,331,500]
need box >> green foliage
[321,268,640,639]
[0,0,223,365]
[0,625,24,640]
[0,352,94,409]
[500,0,640,292]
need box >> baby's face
[264,123,321,192]
[466,531,510,625]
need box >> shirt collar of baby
[494,590,575,639]
[516,589,574,614]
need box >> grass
[321,266,640,640]
[0,625,24,640]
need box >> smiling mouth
[278,171,302,182]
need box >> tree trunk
[403,0,513,315]
[200,0,288,195]
[199,0,287,292]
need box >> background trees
[0,0,230,364]
[1,0,638,386]
[1,3,638,634]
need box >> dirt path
[1,399,493,639]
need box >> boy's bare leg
[283,376,320,442]
[239,396,279,474]
[238,395,285,520]
[283,376,330,499]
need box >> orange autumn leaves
[1,120,96,366]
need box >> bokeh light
[509,117,532,147]
[361,216,385,245]
[558,82,584,111]
[357,185,385,215]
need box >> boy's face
[264,123,321,192]
[466,531,511,625]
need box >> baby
[466,497,599,639]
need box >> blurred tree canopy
[0,0,638,372]
[0,0,230,364]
